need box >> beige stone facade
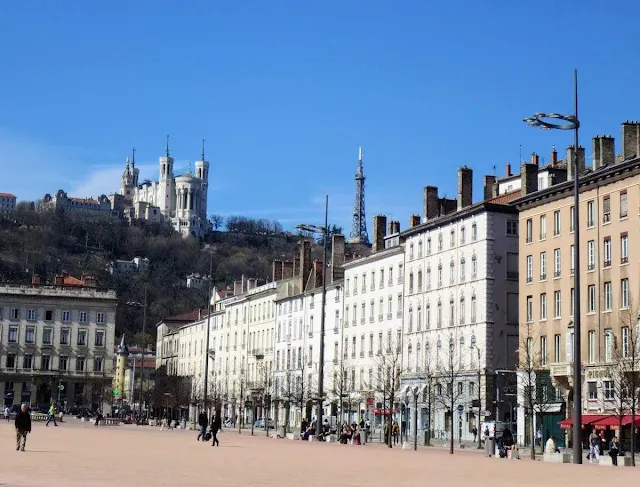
[515,144,640,419]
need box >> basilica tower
[158,135,176,216]
[194,139,210,220]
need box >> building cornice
[513,156,640,211]
[400,203,518,239]
[342,246,404,269]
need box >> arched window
[408,306,413,333]
[438,233,443,251]
[450,229,455,247]
[409,272,414,294]
[471,294,477,323]
[416,341,422,371]
[449,297,455,326]
[472,223,478,241]
[459,296,465,324]
[460,226,466,244]
[437,264,443,287]
[449,260,455,284]
[417,270,423,292]
[418,240,423,258]
[471,255,477,278]
[417,304,422,331]
[407,342,413,372]
[426,302,431,328]
[426,267,431,290]
[460,257,466,282]
[427,237,432,255]
[437,301,442,328]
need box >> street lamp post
[127,285,148,422]
[411,386,419,451]
[523,69,582,464]
[474,345,482,449]
[296,195,329,440]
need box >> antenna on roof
[492,165,496,176]
[519,145,523,163]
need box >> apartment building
[400,167,520,442]
[0,274,117,411]
[514,123,640,444]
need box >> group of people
[587,428,622,465]
[197,410,222,446]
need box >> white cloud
[69,163,156,198]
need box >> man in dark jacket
[211,411,221,447]
[15,404,31,452]
[197,411,208,441]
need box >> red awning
[373,408,398,416]
[559,414,609,430]
[622,415,640,428]
[592,416,620,429]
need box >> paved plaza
[0,420,636,487]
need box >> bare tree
[209,214,225,231]
[330,353,357,426]
[368,333,403,448]
[434,335,466,455]
[280,355,314,433]
[609,305,640,464]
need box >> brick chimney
[409,214,421,228]
[520,163,538,196]
[300,240,312,290]
[592,135,615,170]
[247,278,257,291]
[622,121,640,160]
[54,275,64,286]
[293,257,301,277]
[457,166,473,210]
[331,234,345,283]
[423,186,439,221]
[31,275,41,286]
[372,215,387,252]
[551,146,558,166]
[282,261,294,279]
[241,274,248,293]
[272,260,283,281]
[313,261,323,288]
[566,145,586,181]
[483,175,496,200]
[530,153,539,166]
[505,163,512,177]
[388,221,400,234]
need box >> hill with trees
[0,204,333,343]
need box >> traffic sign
[58,384,64,391]
[456,404,464,414]
[113,389,119,396]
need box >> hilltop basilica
[111,138,211,239]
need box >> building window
[620,190,628,218]
[460,226,466,243]
[471,255,477,279]
[426,238,431,255]
[97,312,105,324]
[470,296,476,323]
[621,278,630,309]
[23,354,33,370]
[76,357,86,372]
[571,287,575,316]
[539,215,546,240]
[77,329,87,346]
[603,237,612,267]
[604,281,612,311]
[450,230,455,247]
[540,335,547,365]
[471,223,477,241]
[460,258,465,282]
[79,311,88,323]
[27,309,36,321]
[6,354,16,369]
[10,308,19,320]
[417,241,423,258]
[605,330,613,362]
[449,261,455,284]
[587,285,595,313]
[59,356,68,371]
[587,240,595,270]
[604,380,614,400]
[554,334,561,363]
[569,206,575,232]
[554,291,561,318]
[552,248,561,278]
[449,298,455,326]
[540,293,547,320]
[95,330,105,347]
[553,211,561,236]
[45,310,53,321]
[526,296,533,322]
[539,251,546,280]
[588,330,596,363]
[94,357,103,372]
[25,327,35,344]
[437,301,442,328]
[603,195,611,223]
[41,354,51,371]
[621,233,629,264]
[622,326,630,358]
[409,244,414,260]
[459,296,465,324]
[438,234,443,251]
[62,310,70,322]
[42,327,53,345]
[437,265,443,288]
[526,255,533,283]
[425,303,431,329]
[506,221,518,236]
[8,326,18,343]
[59,328,69,345]
[408,273,414,294]
[587,200,595,227]
[526,219,533,243]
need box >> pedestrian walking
[588,429,600,462]
[483,426,492,457]
[211,411,221,447]
[197,411,208,441]
[4,406,9,422]
[15,404,31,452]
[46,403,58,427]
[472,426,478,443]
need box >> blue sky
[2,1,639,232]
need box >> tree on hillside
[209,214,225,230]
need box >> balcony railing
[252,348,265,359]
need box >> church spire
[201,139,205,161]
[165,134,170,157]
[132,148,136,167]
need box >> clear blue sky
[2,1,639,232]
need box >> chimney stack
[293,257,301,277]
[372,215,387,252]
[313,261,324,288]
[483,175,496,200]
[530,153,539,166]
[241,274,248,293]
[409,214,421,228]
[31,275,41,285]
[520,163,538,197]
[592,135,616,170]
[247,278,257,291]
[272,260,283,281]
[331,234,345,283]
[233,280,242,296]
[566,145,586,181]
[300,240,312,290]
[423,186,439,221]
[551,146,558,166]
[505,163,512,177]
[457,166,473,210]
[622,121,640,160]
[282,261,294,279]
[54,275,64,286]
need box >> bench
[31,413,48,422]
[543,452,571,463]
[98,418,120,426]
[599,455,632,467]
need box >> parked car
[254,418,275,429]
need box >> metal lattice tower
[348,147,369,244]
